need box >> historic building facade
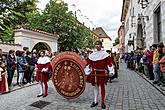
[118,22,125,54]
[93,27,113,51]
[121,0,165,52]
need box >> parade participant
[0,61,9,93]
[35,50,51,97]
[84,40,114,109]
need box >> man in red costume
[84,40,114,109]
[35,50,52,97]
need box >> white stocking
[94,85,99,103]
[39,82,43,95]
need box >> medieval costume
[35,54,51,97]
[0,63,9,93]
[85,49,114,109]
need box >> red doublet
[86,56,113,86]
[36,63,51,82]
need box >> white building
[121,0,165,52]
[0,27,58,54]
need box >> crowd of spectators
[122,42,165,87]
[0,47,56,94]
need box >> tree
[113,37,119,46]
[26,0,95,51]
[0,0,37,41]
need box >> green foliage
[0,0,37,41]
[26,0,95,51]
[113,37,119,46]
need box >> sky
[37,0,123,42]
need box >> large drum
[51,52,87,99]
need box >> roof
[120,0,130,22]
[113,44,120,48]
[92,27,112,40]
[14,26,56,37]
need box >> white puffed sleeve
[42,68,48,72]
[84,65,92,75]
[0,68,3,79]
[108,65,115,75]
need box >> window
[125,18,129,34]
[102,39,104,42]
[154,4,161,43]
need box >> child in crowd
[0,61,9,93]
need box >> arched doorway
[32,42,51,52]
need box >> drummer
[84,40,114,109]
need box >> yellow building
[55,0,64,4]
[92,27,112,51]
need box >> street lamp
[71,4,76,17]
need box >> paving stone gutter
[134,70,165,96]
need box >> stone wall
[0,41,22,54]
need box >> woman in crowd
[7,50,17,89]
[17,51,28,86]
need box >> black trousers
[7,68,15,87]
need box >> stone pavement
[134,69,165,96]
[0,63,165,110]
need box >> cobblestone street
[0,63,165,110]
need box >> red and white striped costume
[84,50,114,105]
[0,67,9,93]
[35,56,52,97]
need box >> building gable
[92,27,112,40]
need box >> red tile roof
[15,26,55,36]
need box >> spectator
[23,47,29,84]
[17,51,28,86]
[7,50,17,89]
[26,52,37,84]
[142,49,150,78]
[152,44,159,84]
[146,46,154,80]
[159,46,165,86]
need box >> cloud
[70,0,123,41]
[37,0,123,42]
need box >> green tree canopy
[26,0,95,51]
[0,0,37,41]
[113,37,119,46]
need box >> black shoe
[37,94,43,97]
[153,81,159,84]
[102,103,106,109]
[90,102,98,108]
[43,94,47,97]
[157,82,161,86]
